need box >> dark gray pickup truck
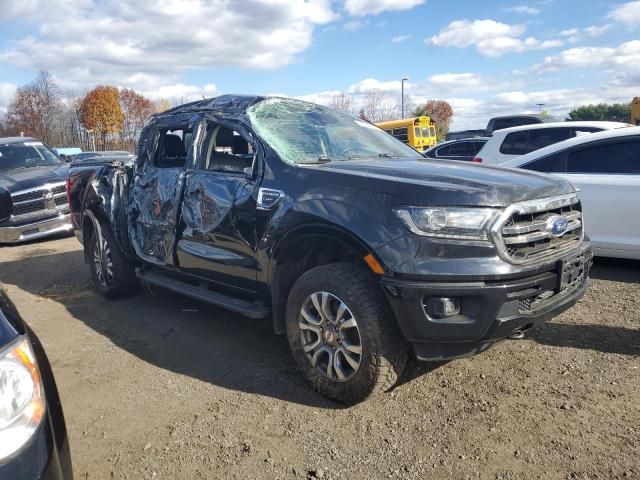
[0,137,71,243]
[68,96,592,404]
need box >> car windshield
[247,98,419,164]
[0,142,62,173]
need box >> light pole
[536,103,545,114]
[401,77,409,118]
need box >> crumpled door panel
[127,168,184,265]
[177,172,258,292]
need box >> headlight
[395,207,499,241]
[0,337,45,460]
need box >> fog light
[424,297,461,319]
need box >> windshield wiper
[378,153,399,158]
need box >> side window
[500,131,529,155]
[449,142,473,156]
[435,145,451,157]
[473,141,486,154]
[155,128,192,168]
[204,124,255,174]
[521,151,567,173]
[392,128,408,143]
[572,127,601,137]
[566,140,640,174]
[527,128,570,151]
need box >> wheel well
[270,232,375,334]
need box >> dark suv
[68,96,592,404]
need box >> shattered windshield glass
[0,142,62,173]
[246,98,419,165]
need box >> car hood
[307,157,575,207]
[0,164,69,192]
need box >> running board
[136,269,271,319]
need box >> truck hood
[0,164,69,192]
[308,158,574,207]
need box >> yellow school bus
[376,117,437,152]
[632,97,640,125]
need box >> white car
[500,127,640,259]
[474,121,631,165]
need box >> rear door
[176,119,260,294]
[128,119,195,265]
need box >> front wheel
[286,263,409,404]
[88,222,139,298]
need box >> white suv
[474,121,631,165]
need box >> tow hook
[509,323,533,340]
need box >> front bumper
[0,214,73,244]
[381,243,593,361]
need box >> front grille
[13,200,47,216]
[10,183,67,219]
[12,189,46,203]
[496,194,583,264]
[54,196,68,207]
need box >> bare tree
[330,93,353,114]
[6,70,62,144]
[363,90,398,123]
[120,89,155,151]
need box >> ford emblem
[545,215,568,236]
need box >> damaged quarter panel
[126,114,197,266]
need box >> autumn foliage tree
[415,100,454,139]
[80,85,124,149]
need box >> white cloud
[344,19,369,31]
[142,83,218,102]
[505,5,540,15]
[608,1,640,27]
[0,83,18,113]
[0,0,338,92]
[392,34,412,43]
[347,78,405,93]
[429,19,563,57]
[343,0,424,16]
[427,73,485,91]
[528,40,640,85]
[560,24,611,43]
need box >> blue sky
[0,0,638,129]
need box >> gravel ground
[0,235,638,480]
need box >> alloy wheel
[298,291,363,382]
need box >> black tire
[88,222,139,298]
[286,262,409,405]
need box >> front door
[176,120,260,294]
[128,121,195,265]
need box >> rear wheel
[286,262,408,404]
[88,223,139,298]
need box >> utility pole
[401,77,409,118]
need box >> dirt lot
[0,236,638,480]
